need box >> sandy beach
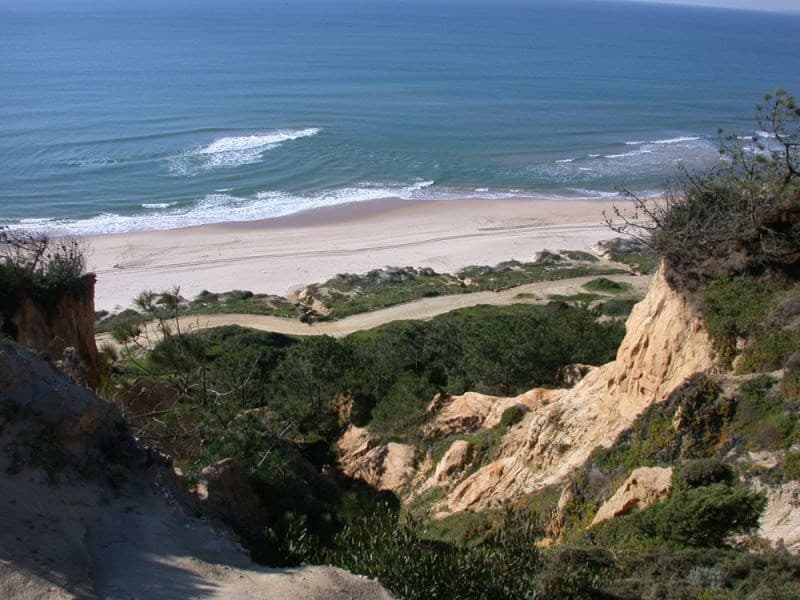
[85,197,630,310]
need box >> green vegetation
[594,482,765,549]
[596,297,639,317]
[607,90,799,286]
[675,458,735,490]
[582,277,633,294]
[546,292,602,303]
[0,230,90,335]
[304,260,623,319]
[594,238,660,275]
[299,505,544,600]
[108,300,625,575]
[97,255,627,331]
[698,276,800,370]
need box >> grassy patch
[596,297,639,317]
[312,262,624,319]
[582,277,634,294]
[700,277,784,368]
[729,376,800,452]
[562,250,600,263]
[547,292,603,303]
[595,238,659,275]
[512,292,537,300]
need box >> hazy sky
[631,0,800,13]
[2,0,799,14]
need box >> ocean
[1,0,799,234]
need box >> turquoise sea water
[1,1,799,234]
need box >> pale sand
[85,197,629,311]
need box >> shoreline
[85,196,632,311]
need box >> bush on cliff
[0,229,89,333]
[606,90,800,287]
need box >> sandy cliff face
[338,425,417,493]
[9,274,100,389]
[440,265,714,513]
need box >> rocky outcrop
[413,441,473,500]
[0,340,390,599]
[542,484,576,545]
[557,363,593,388]
[338,425,416,493]
[424,392,544,438]
[443,265,714,514]
[8,274,100,389]
[757,480,800,553]
[591,466,673,526]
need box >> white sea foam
[141,202,175,209]
[18,217,54,225]
[167,127,320,175]
[604,150,653,159]
[555,158,574,164]
[531,135,718,184]
[13,180,443,235]
[624,136,701,146]
[566,188,623,199]
[649,136,701,145]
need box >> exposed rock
[8,274,100,389]
[434,441,472,482]
[757,480,800,553]
[592,237,650,260]
[426,392,449,414]
[557,363,593,387]
[544,484,575,541]
[413,441,473,500]
[338,425,416,493]
[444,265,714,514]
[748,450,780,470]
[195,458,268,539]
[424,391,545,438]
[591,467,673,526]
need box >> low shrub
[676,458,735,490]
[732,375,799,451]
[593,483,766,550]
[304,505,544,600]
[499,404,527,428]
[582,277,633,294]
[700,276,779,367]
[636,483,766,547]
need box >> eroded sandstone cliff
[442,264,714,512]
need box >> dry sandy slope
[0,341,391,600]
[96,273,650,350]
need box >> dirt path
[96,274,651,350]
